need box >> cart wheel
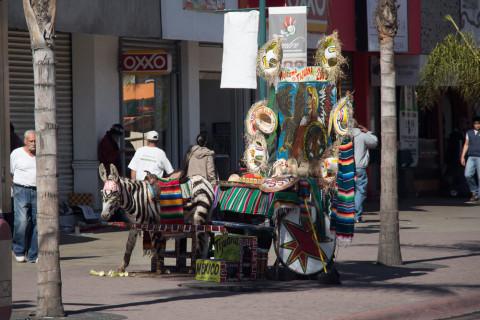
[273,205,336,276]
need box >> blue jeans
[12,185,38,261]
[464,156,480,194]
[355,168,368,221]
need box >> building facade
[0,0,476,218]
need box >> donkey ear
[99,163,108,182]
[110,164,119,183]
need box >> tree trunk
[375,0,402,266]
[23,0,64,317]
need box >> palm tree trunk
[375,0,402,266]
[23,0,64,317]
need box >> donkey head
[99,163,121,221]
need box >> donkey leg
[119,229,138,273]
[152,232,165,275]
[192,207,211,260]
[195,231,210,259]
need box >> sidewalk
[9,197,480,320]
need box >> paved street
[8,197,480,320]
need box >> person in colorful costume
[353,124,378,223]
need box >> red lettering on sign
[121,50,171,75]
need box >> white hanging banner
[268,6,307,68]
[221,11,259,89]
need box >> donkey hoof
[156,269,163,275]
[188,268,194,274]
[118,267,125,273]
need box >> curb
[326,293,480,320]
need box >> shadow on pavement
[64,290,255,316]
[363,197,479,214]
[336,260,480,295]
[12,300,36,309]
[11,310,127,320]
[335,239,480,296]
[352,216,418,234]
[59,227,128,246]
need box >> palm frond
[417,22,480,109]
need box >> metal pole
[258,0,266,100]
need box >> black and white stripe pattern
[116,178,162,225]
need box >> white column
[72,34,119,210]
[180,40,200,157]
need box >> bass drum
[274,205,335,276]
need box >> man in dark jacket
[98,123,125,176]
[461,116,480,202]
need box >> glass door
[122,74,173,177]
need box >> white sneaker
[15,255,26,263]
[29,258,38,263]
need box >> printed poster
[269,6,307,68]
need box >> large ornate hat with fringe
[315,143,340,191]
[328,92,356,141]
[245,100,269,137]
[244,132,268,174]
[314,30,347,83]
[256,37,283,85]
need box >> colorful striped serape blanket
[157,177,184,224]
[143,178,185,253]
[218,187,273,215]
[330,139,355,244]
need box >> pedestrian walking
[180,133,218,185]
[353,124,378,223]
[98,123,125,176]
[128,130,174,181]
[461,116,480,202]
[10,130,38,263]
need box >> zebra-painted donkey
[99,163,215,274]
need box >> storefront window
[122,74,171,176]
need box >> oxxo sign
[122,50,172,75]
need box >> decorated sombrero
[255,106,278,135]
[315,144,339,190]
[244,133,268,174]
[245,100,268,136]
[256,37,283,84]
[320,157,338,184]
[271,158,287,177]
[219,180,260,189]
[259,174,299,193]
[328,92,356,141]
[314,30,347,83]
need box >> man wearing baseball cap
[128,130,174,180]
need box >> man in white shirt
[128,130,174,181]
[10,130,38,263]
